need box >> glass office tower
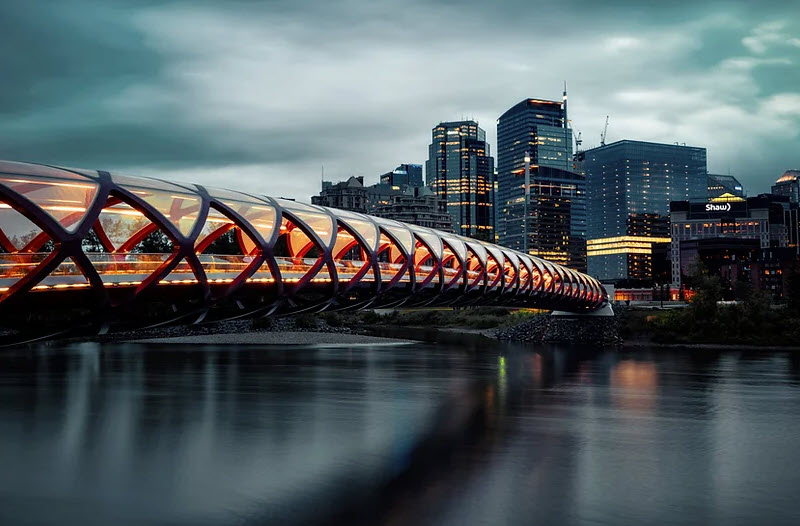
[426,121,494,241]
[496,98,585,271]
[380,163,423,189]
[583,139,707,282]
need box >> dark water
[1,338,800,526]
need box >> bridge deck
[0,161,607,322]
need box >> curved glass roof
[0,161,608,314]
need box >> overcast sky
[1,0,798,201]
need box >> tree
[133,230,174,253]
[784,260,800,315]
[686,260,721,320]
[203,230,242,255]
[81,228,106,253]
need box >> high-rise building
[496,97,585,270]
[426,121,494,240]
[708,174,745,199]
[771,170,800,204]
[583,139,707,282]
[380,163,423,188]
[773,171,800,258]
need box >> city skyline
[0,1,798,203]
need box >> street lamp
[523,151,530,253]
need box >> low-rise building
[708,174,745,200]
[365,183,405,211]
[373,186,453,232]
[311,176,369,212]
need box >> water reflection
[0,342,799,525]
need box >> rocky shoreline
[493,312,623,346]
[93,310,626,347]
[76,315,357,346]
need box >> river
[1,336,799,525]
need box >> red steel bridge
[0,161,607,339]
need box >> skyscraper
[496,97,585,271]
[426,121,494,240]
[771,170,800,204]
[583,139,707,282]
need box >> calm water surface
[1,338,800,525]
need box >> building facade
[771,170,800,204]
[312,176,369,212]
[380,163,423,189]
[669,196,790,294]
[708,174,745,199]
[373,186,453,232]
[426,121,494,241]
[496,98,585,270]
[586,214,671,284]
[583,139,708,282]
[313,176,407,214]
[365,183,405,211]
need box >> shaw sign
[706,202,732,212]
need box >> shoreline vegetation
[15,299,800,350]
[620,263,800,348]
[113,300,800,350]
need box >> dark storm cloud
[0,0,798,199]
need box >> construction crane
[574,129,582,151]
[600,116,609,146]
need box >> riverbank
[622,339,800,351]
[618,305,800,348]
[353,307,800,350]
[32,304,800,351]
[132,331,414,345]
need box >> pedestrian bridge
[0,161,606,337]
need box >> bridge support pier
[550,303,614,318]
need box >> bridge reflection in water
[0,161,606,336]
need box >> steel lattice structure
[0,161,607,332]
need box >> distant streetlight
[523,151,531,253]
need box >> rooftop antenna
[600,116,609,146]
[563,81,570,160]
